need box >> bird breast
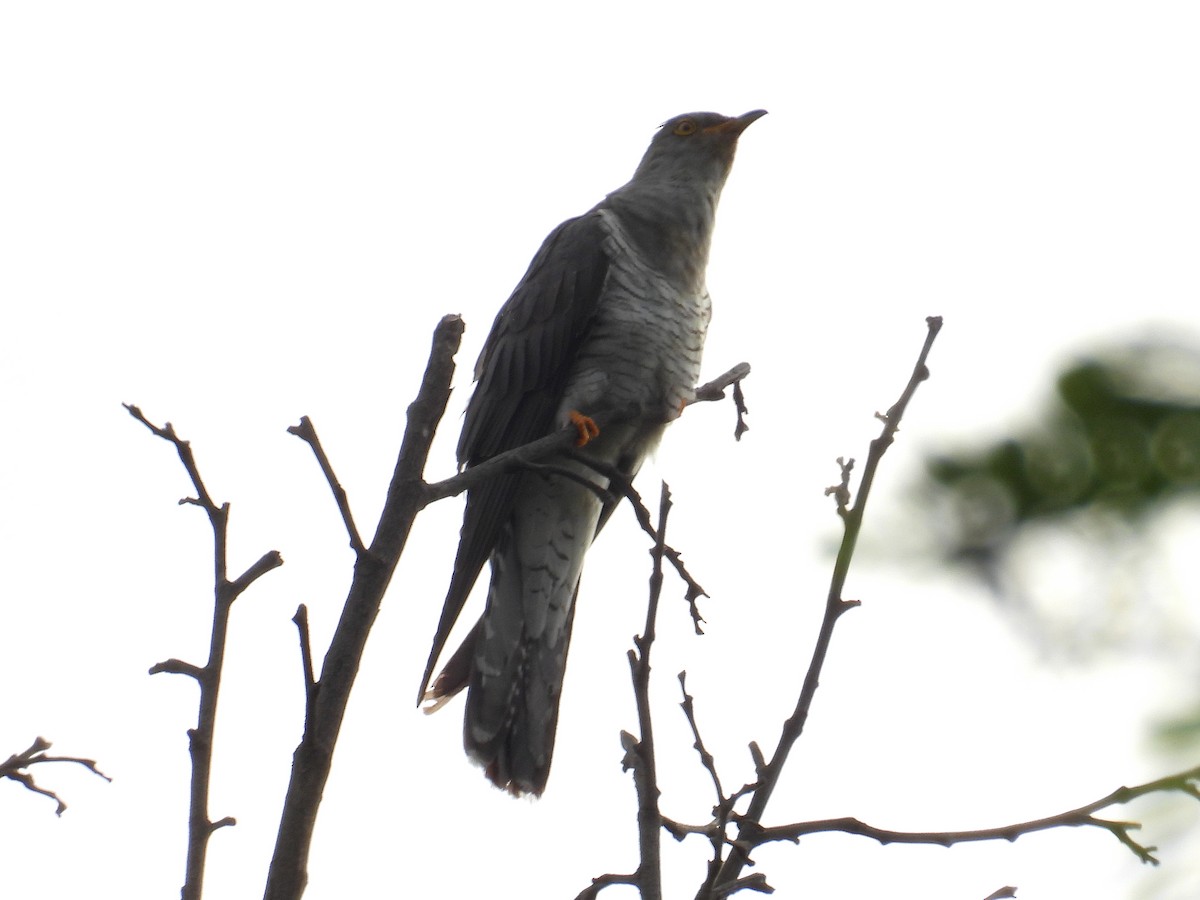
[556,207,713,440]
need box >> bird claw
[569,410,600,446]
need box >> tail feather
[465,463,602,795]
[468,593,578,795]
[425,442,634,796]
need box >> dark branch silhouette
[0,737,110,816]
[420,361,751,507]
[286,417,366,555]
[263,315,463,899]
[708,316,943,895]
[125,403,283,900]
[746,764,1200,865]
[624,484,674,900]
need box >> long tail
[421,593,574,796]
[465,461,603,795]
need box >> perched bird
[420,110,765,795]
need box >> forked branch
[708,317,942,895]
[126,403,283,900]
[0,737,110,816]
[747,763,1200,865]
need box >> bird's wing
[419,209,611,701]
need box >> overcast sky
[3,3,1200,898]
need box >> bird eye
[673,119,697,136]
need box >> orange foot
[568,410,600,447]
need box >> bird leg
[568,410,601,446]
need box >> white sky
[3,2,1199,898]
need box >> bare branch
[693,362,751,440]
[421,426,578,504]
[149,659,206,680]
[572,871,640,900]
[288,416,366,555]
[746,764,1200,865]
[566,452,709,631]
[710,873,774,897]
[679,672,724,805]
[584,484,687,899]
[710,317,943,895]
[731,380,749,442]
[1,737,110,816]
[677,670,755,896]
[824,457,853,517]
[622,483,675,900]
[124,405,220,514]
[264,315,463,900]
[128,405,282,900]
[422,361,751,507]
[292,604,317,719]
[694,362,751,402]
[230,551,285,596]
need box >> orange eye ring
[672,119,697,136]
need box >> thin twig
[679,672,724,804]
[620,483,674,900]
[292,604,317,719]
[127,404,282,900]
[731,380,749,441]
[421,361,750,507]
[709,317,943,895]
[0,737,110,816]
[746,763,1200,865]
[566,452,709,631]
[710,873,774,898]
[287,416,366,555]
[572,872,640,900]
[421,427,578,504]
[677,672,746,893]
[694,362,751,402]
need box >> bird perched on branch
[420,109,765,795]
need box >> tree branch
[565,452,710,632]
[287,416,366,555]
[693,362,751,403]
[421,360,751,507]
[589,483,675,900]
[572,871,640,900]
[709,317,942,895]
[0,737,110,816]
[292,604,318,720]
[128,404,282,900]
[676,671,762,895]
[263,314,463,900]
[747,763,1200,865]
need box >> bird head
[631,109,767,188]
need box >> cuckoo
[420,109,765,795]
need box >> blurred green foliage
[926,338,1200,565]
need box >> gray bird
[420,109,765,796]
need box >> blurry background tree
[918,335,1200,650]
[914,333,1200,897]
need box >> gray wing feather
[419,209,610,701]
